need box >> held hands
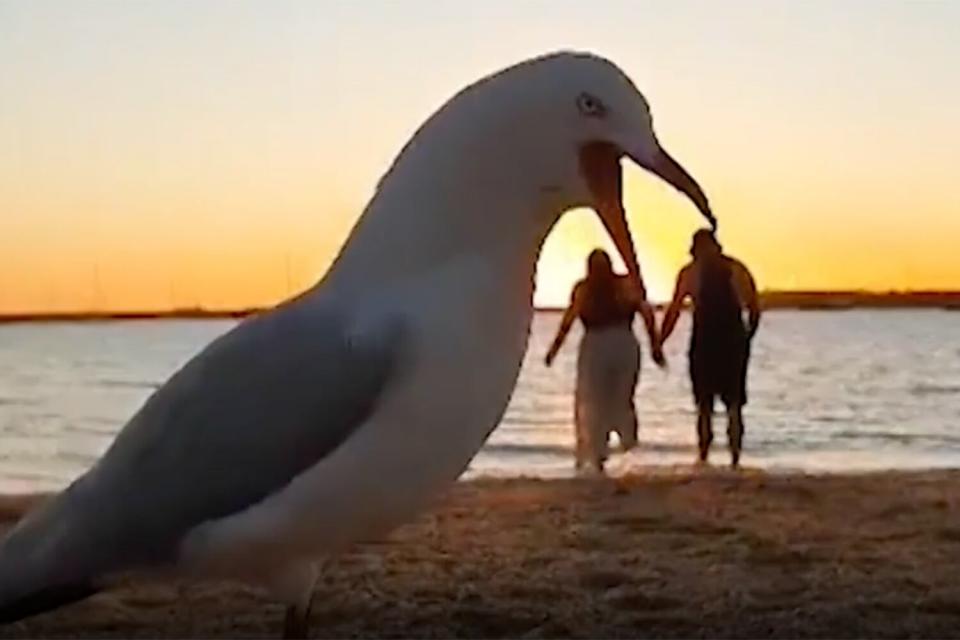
[652,342,667,369]
[627,279,648,305]
[544,349,557,368]
[637,298,667,370]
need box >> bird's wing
[2,295,406,579]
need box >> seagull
[0,51,713,637]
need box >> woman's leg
[612,335,641,452]
[576,331,610,473]
[575,380,605,472]
[588,406,609,471]
[573,392,581,469]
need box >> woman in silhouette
[545,249,664,472]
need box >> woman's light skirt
[574,325,640,471]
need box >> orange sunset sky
[1,1,958,312]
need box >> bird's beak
[628,145,715,230]
[579,140,713,298]
[579,142,645,296]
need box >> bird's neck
[320,179,560,300]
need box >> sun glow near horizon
[2,1,959,314]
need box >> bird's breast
[390,257,536,460]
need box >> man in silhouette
[660,230,760,467]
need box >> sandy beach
[2,468,959,638]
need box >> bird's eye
[577,92,606,118]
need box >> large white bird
[0,51,712,637]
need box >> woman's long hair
[586,249,616,291]
[581,249,625,325]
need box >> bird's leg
[270,562,319,639]
[283,598,313,640]
[283,604,310,640]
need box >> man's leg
[726,339,750,468]
[697,400,713,463]
[690,350,714,464]
[727,404,744,468]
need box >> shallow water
[1,310,959,492]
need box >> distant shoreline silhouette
[1,290,959,324]
[546,290,960,313]
[0,308,261,324]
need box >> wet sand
[2,468,960,638]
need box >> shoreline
[8,463,960,503]
[3,468,960,638]
[3,292,960,324]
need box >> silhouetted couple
[546,229,760,470]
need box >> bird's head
[367,52,713,294]
[487,52,714,294]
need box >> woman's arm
[544,285,581,367]
[637,300,665,367]
[621,277,665,368]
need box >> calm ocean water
[1,310,959,492]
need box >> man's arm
[660,266,691,346]
[734,260,761,339]
[544,284,581,367]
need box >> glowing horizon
[2,1,959,313]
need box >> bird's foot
[270,560,319,639]
[283,602,312,639]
